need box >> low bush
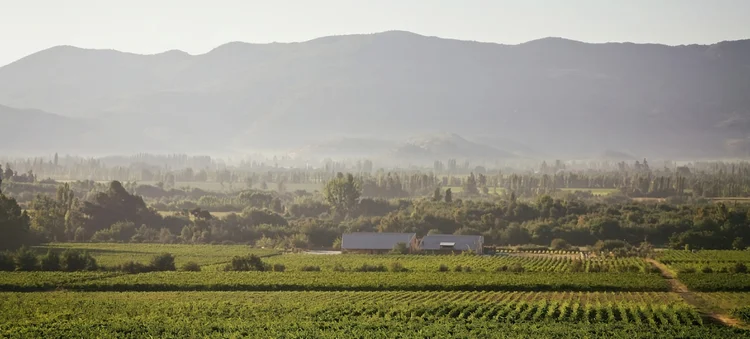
[40,251,61,271]
[332,263,347,272]
[180,261,202,272]
[14,247,38,271]
[225,254,269,272]
[149,253,176,271]
[700,266,713,274]
[354,263,387,272]
[272,263,286,272]
[438,264,449,272]
[0,252,14,271]
[509,263,525,273]
[300,265,321,272]
[389,262,408,272]
[731,262,748,274]
[61,250,98,272]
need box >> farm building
[341,232,418,254]
[420,235,484,254]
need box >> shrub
[389,262,408,272]
[149,253,176,271]
[0,252,14,271]
[118,261,150,274]
[453,265,463,272]
[354,263,387,272]
[495,265,509,272]
[225,254,269,272]
[438,264,449,272]
[701,266,714,273]
[40,251,61,271]
[14,247,38,271]
[61,250,97,272]
[550,238,571,251]
[463,266,473,272]
[390,242,409,255]
[180,261,201,272]
[509,263,525,273]
[332,263,347,272]
[731,262,748,274]
[300,265,321,272]
[272,263,286,272]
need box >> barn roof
[342,232,416,250]
[421,234,484,251]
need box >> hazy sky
[1,0,749,66]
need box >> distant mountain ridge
[1,31,749,159]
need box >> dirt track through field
[646,259,748,329]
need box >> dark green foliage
[332,263,346,272]
[550,238,571,251]
[731,262,748,274]
[0,252,15,271]
[180,262,201,272]
[39,251,62,271]
[389,262,408,272]
[149,253,176,271]
[390,242,409,255]
[272,263,286,272]
[438,264,449,272]
[300,265,321,272]
[13,247,38,271]
[353,263,386,272]
[60,250,98,272]
[224,254,269,272]
[732,307,750,322]
[509,263,525,273]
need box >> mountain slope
[1,31,749,158]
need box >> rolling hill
[1,31,749,159]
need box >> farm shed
[420,235,484,254]
[341,232,418,254]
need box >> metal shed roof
[342,232,416,250]
[421,235,483,251]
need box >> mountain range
[1,31,749,160]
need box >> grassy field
[2,245,750,336]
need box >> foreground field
[1,291,746,338]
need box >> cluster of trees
[5,165,750,251]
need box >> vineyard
[264,253,655,273]
[1,291,746,338]
[2,245,750,336]
[0,271,669,292]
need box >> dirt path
[646,258,748,329]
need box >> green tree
[432,187,443,202]
[0,185,34,250]
[444,188,453,203]
[324,173,361,216]
[463,173,479,195]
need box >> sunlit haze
[1,0,749,66]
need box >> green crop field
[3,245,750,337]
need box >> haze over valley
[2,31,750,163]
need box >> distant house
[341,232,418,254]
[420,234,484,254]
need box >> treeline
[6,160,750,200]
[3,170,750,251]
